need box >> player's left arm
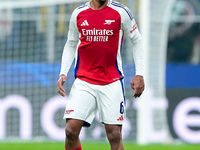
[122,8,145,98]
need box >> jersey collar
[107,0,112,7]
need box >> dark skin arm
[131,75,145,98]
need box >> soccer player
[57,0,145,150]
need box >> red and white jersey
[61,0,143,85]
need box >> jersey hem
[77,76,123,85]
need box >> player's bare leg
[105,124,124,150]
[65,119,84,150]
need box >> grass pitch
[0,142,200,150]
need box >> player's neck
[90,0,108,10]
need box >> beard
[98,0,107,6]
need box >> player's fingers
[134,93,142,98]
[133,87,143,98]
[141,85,145,92]
[58,89,65,97]
[57,78,66,96]
[133,88,138,97]
[58,83,65,93]
[58,85,65,96]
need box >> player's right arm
[57,10,79,97]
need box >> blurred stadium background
[0,0,200,149]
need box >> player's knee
[65,127,79,141]
[107,130,121,144]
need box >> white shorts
[63,78,126,127]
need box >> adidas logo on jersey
[81,20,89,26]
[117,115,124,121]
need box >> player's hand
[131,75,145,98]
[57,74,67,97]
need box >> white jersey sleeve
[121,8,144,76]
[59,10,79,76]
